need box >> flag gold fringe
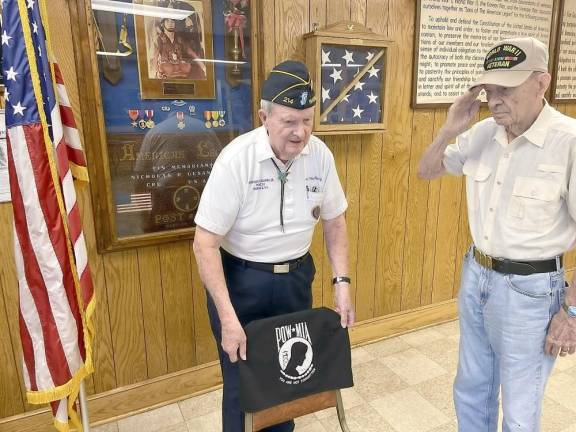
[16,1,96,430]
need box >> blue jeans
[454,250,565,432]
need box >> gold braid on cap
[271,82,310,103]
[270,69,308,83]
[268,69,311,103]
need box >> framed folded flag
[304,22,393,135]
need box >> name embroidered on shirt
[249,177,274,190]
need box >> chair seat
[250,390,336,431]
[245,389,349,432]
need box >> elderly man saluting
[419,37,576,431]
[193,60,354,432]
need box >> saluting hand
[334,283,355,328]
[442,86,483,139]
[221,317,247,363]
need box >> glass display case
[70,0,257,250]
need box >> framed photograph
[70,0,258,251]
[134,0,216,99]
[304,22,392,135]
[551,0,576,103]
[412,0,555,108]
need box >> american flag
[320,44,384,124]
[116,192,152,213]
[3,0,95,430]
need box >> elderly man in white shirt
[193,60,354,432]
[418,37,576,432]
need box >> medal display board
[412,0,556,108]
[552,0,576,102]
[304,22,393,135]
[72,0,257,251]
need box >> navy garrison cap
[262,60,316,109]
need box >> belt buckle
[475,248,493,270]
[273,263,290,274]
[481,251,493,270]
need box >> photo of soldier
[146,0,206,80]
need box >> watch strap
[563,301,576,318]
[332,276,351,285]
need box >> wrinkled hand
[334,283,355,328]
[545,309,576,357]
[221,317,247,363]
[443,86,483,138]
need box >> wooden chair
[244,389,350,432]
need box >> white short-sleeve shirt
[443,103,576,260]
[195,126,348,262]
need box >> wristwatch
[332,276,351,285]
[562,301,576,318]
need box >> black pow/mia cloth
[239,307,353,412]
[261,60,316,109]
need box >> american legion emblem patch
[239,307,353,412]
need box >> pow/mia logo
[300,91,308,106]
[276,321,316,384]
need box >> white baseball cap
[470,37,549,88]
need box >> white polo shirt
[443,103,576,260]
[195,126,348,262]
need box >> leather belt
[472,246,562,276]
[220,248,309,274]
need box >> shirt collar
[522,101,552,148]
[255,126,311,163]
[493,101,551,149]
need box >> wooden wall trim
[0,300,457,432]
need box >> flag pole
[79,380,91,432]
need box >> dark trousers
[206,251,315,432]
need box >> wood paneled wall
[2,0,576,421]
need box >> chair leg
[244,412,254,432]
[335,390,351,432]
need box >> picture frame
[69,0,259,252]
[412,0,556,108]
[551,0,576,103]
[304,22,393,135]
[134,0,216,99]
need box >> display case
[304,21,392,135]
[69,0,258,251]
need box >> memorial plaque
[413,0,554,107]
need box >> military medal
[218,110,226,127]
[211,111,220,128]
[176,111,185,129]
[128,109,139,128]
[138,117,147,129]
[204,111,212,128]
[145,109,155,128]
